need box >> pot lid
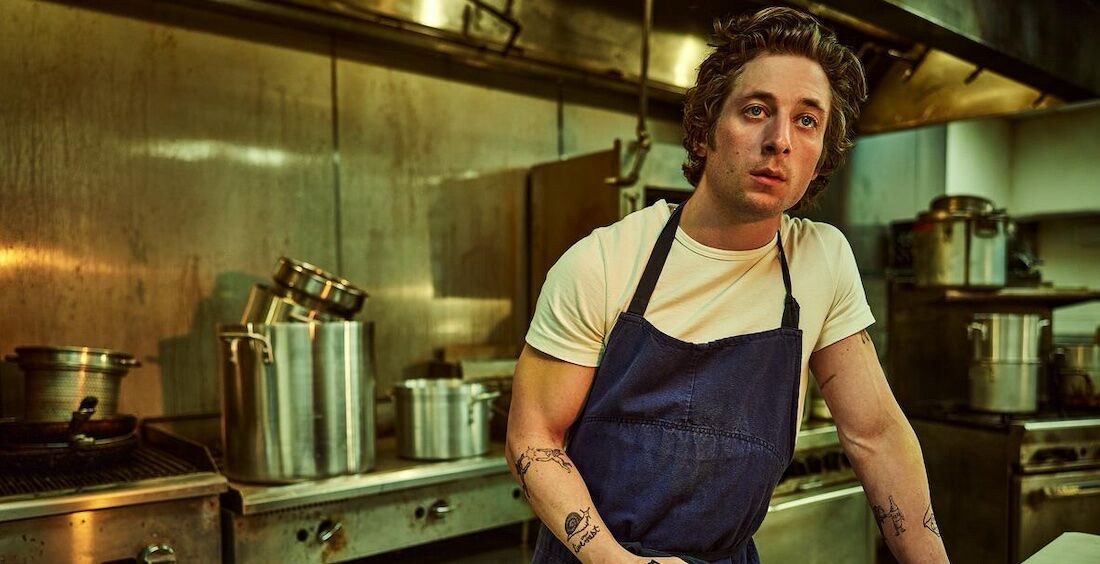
[930,195,995,214]
[5,346,139,373]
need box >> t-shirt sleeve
[525,234,607,367]
[814,225,876,351]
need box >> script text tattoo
[565,507,599,554]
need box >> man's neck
[678,193,782,251]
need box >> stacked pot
[218,258,374,483]
[967,313,1049,412]
[913,195,1010,288]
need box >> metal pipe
[606,0,653,188]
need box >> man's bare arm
[506,345,681,564]
[809,330,949,563]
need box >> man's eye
[745,106,765,117]
[799,115,818,127]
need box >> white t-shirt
[526,200,874,400]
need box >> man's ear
[694,142,707,158]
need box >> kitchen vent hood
[163,0,1098,132]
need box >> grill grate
[0,445,201,498]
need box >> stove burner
[0,444,201,498]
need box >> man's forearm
[506,433,632,563]
[843,418,949,563]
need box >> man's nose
[763,118,792,155]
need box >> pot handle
[967,322,987,360]
[219,330,274,364]
[119,358,142,368]
[472,390,502,403]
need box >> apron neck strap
[776,232,800,329]
[627,204,683,316]
[626,204,800,329]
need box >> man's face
[696,53,831,220]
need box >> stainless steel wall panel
[333,48,558,398]
[0,1,336,417]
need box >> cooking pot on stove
[0,396,138,471]
[966,313,1049,412]
[392,378,500,460]
[1055,344,1100,408]
[217,321,375,483]
[913,195,1009,288]
[5,346,139,421]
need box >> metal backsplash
[0,1,686,418]
[0,0,338,417]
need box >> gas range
[0,422,227,562]
[912,405,1100,473]
[912,407,1100,562]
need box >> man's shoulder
[586,200,672,253]
[782,214,848,249]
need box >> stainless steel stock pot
[217,321,375,483]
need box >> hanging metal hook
[606,0,653,187]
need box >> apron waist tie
[620,540,743,563]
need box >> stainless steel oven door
[755,483,874,563]
[1013,468,1100,562]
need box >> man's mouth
[749,167,787,184]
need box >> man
[507,7,949,564]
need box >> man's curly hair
[681,7,867,207]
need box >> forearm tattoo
[872,495,907,537]
[514,446,574,500]
[564,507,600,553]
[923,505,941,537]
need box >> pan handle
[1042,480,1100,499]
[67,396,99,447]
[219,330,274,364]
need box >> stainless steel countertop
[223,437,512,516]
[795,421,840,451]
[0,472,227,522]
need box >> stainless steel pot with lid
[5,346,139,421]
[913,195,1010,288]
[393,378,500,460]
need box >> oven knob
[138,543,176,564]
[317,519,343,543]
[429,500,453,519]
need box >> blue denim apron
[532,204,802,564]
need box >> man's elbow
[839,408,917,463]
